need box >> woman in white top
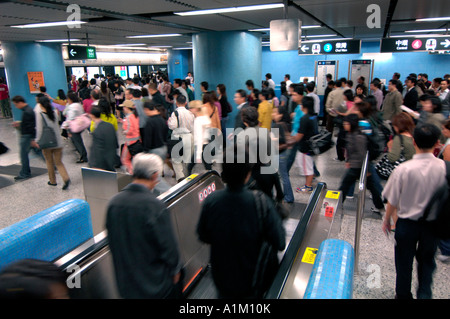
[64,92,88,163]
[35,96,71,189]
[187,100,212,175]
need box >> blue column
[2,42,67,120]
[167,49,191,83]
[193,31,262,128]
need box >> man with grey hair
[106,153,182,299]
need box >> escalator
[54,172,344,299]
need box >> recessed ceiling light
[405,29,447,33]
[11,21,86,28]
[126,33,182,38]
[175,3,284,16]
[36,39,81,42]
[112,43,147,46]
[303,34,337,38]
[415,17,450,22]
[249,25,321,32]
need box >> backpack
[419,161,450,239]
[365,126,384,161]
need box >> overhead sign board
[299,40,361,55]
[67,45,97,60]
[380,37,450,53]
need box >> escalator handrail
[265,182,326,299]
[58,170,221,273]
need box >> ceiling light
[301,25,322,29]
[301,37,353,43]
[416,17,450,22]
[126,33,182,38]
[36,39,81,42]
[389,34,450,38]
[405,29,447,33]
[303,34,337,38]
[112,43,147,46]
[11,21,86,28]
[173,47,193,50]
[175,3,284,16]
[249,28,270,32]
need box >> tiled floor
[0,116,448,299]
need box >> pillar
[192,31,262,128]
[167,49,191,84]
[2,42,68,120]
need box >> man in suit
[403,76,419,112]
[233,89,250,130]
[89,106,119,171]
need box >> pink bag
[69,113,91,133]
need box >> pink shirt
[123,113,140,145]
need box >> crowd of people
[1,68,449,300]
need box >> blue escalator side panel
[304,239,354,299]
[0,199,93,271]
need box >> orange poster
[27,71,45,94]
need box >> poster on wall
[27,71,45,94]
[314,61,338,96]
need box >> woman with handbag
[119,100,142,174]
[376,112,416,181]
[35,96,70,190]
[64,92,88,163]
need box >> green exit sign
[67,45,97,60]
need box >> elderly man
[106,153,181,299]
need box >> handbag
[69,113,91,133]
[307,129,333,155]
[38,113,58,149]
[251,190,278,298]
[375,135,406,180]
[127,140,144,157]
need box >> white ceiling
[0,0,449,50]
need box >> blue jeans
[439,239,450,256]
[18,134,44,178]
[279,151,294,203]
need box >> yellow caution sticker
[325,190,340,199]
[186,174,198,181]
[301,247,319,264]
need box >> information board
[380,37,450,53]
[67,45,97,60]
[299,40,360,55]
[349,60,373,83]
[314,60,338,96]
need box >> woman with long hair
[89,98,118,132]
[35,96,70,189]
[64,92,88,163]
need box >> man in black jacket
[197,145,285,298]
[403,76,419,112]
[106,153,181,298]
[12,96,38,180]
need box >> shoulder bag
[69,113,91,133]
[38,113,58,149]
[375,134,406,180]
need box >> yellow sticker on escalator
[301,247,319,264]
[325,191,340,199]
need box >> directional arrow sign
[301,45,309,53]
[66,45,96,60]
[440,39,450,48]
[298,39,360,55]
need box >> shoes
[62,179,71,190]
[14,175,30,181]
[76,159,86,163]
[47,181,57,186]
[333,157,344,162]
[296,185,313,193]
[370,207,385,215]
[437,254,450,264]
[347,195,354,199]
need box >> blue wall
[262,41,450,90]
[2,42,67,120]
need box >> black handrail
[265,182,326,299]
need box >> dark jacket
[143,115,168,151]
[345,130,368,168]
[197,186,285,298]
[234,102,249,130]
[20,105,36,138]
[89,121,118,171]
[106,183,180,298]
[403,87,419,111]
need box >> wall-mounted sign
[299,40,361,55]
[314,60,338,96]
[380,37,450,53]
[67,45,97,60]
[27,71,45,94]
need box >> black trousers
[394,218,439,299]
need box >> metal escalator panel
[265,183,343,299]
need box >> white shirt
[382,153,446,220]
[193,115,211,161]
[285,80,293,89]
[168,106,195,135]
[307,92,321,115]
[267,79,276,90]
[439,88,449,101]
